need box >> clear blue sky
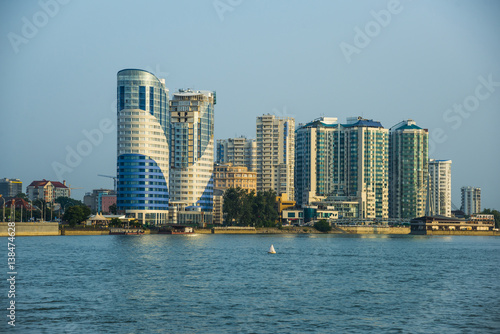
[1,0,499,209]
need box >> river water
[2,234,500,333]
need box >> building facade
[295,117,388,219]
[428,159,452,217]
[461,186,481,216]
[0,178,22,198]
[116,69,170,225]
[169,89,215,211]
[216,137,257,171]
[256,115,295,200]
[213,163,257,192]
[83,189,115,213]
[295,117,338,207]
[26,180,70,202]
[389,120,429,219]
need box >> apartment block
[461,186,481,216]
[256,114,295,200]
[216,137,257,171]
[429,159,452,217]
[389,120,429,219]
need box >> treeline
[223,188,278,227]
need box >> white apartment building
[461,186,481,216]
[256,114,295,200]
[169,89,215,211]
[429,159,452,217]
[216,137,257,171]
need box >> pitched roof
[396,124,423,130]
[342,119,384,128]
[51,181,68,189]
[27,180,68,188]
[28,180,50,187]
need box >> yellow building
[213,163,257,192]
[276,193,295,215]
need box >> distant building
[27,180,70,202]
[389,120,429,219]
[0,178,22,198]
[276,193,295,215]
[213,163,257,192]
[216,137,257,171]
[295,117,338,207]
[101,194,117,214]
[410,214,494,234]
[169,89,215,212]
[256,114,295,200]
[461,186,481,216]
[429,159,452,217]
[295,116,389,219]
[84,189,116,213]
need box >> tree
[109,203,117,215]
[482,208,500,229]
[314,219,332,232]
[55,196,83,209]
[63,205,91,227]
[129,219,142,228]
[222,187,280,227]
[15,193,27,200]
[109,217,122,227]
[223,187,241,225]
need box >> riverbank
[198,226,412,234]
[2,223,498,236]
[0,222,60,236]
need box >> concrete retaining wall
[411,230,500,236]
[0,222,60,236]
[340,226,410,234]
[61,230,110,236]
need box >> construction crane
[98,174,117,193]
[67,185,83,198]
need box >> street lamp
[29,200,33,221]
[0,196,4,222]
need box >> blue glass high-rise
[116,69,170,225]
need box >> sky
[1,0,499,209]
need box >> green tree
[314,219,332,232]
[129,219,142,228]
[223,187,279,227]
[482,208,500,229]
[15,193,27,200]
[63,205,91,227]
[108,203,117,215]
[223,187,241,225]
[109,217,122,227]
[55,196,83,209]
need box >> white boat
[268,244,276,254]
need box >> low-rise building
[410,214,495,234]
[276,193,295,215]
[83,189,115,213]
[281,210,303,225]
[213,163,257,192]
[27,180,70,202]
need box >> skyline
[1,0,499,208]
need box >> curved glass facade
[117,154,169,210]
[117,69,169,224]
[169,89,215,211]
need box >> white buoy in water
[268,244,276,254]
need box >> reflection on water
[6,234,500,333]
